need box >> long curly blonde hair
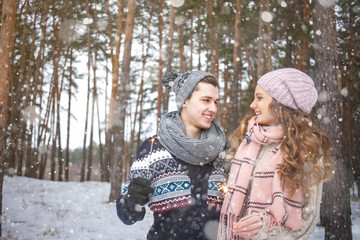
[228,100,334,195]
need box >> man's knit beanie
[257,68,318,113]
[161,71,217,112]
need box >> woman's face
[250,85,275,126]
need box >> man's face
[180,82,219,134]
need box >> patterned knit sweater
[117,136,228,240]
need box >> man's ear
[182,100,188,109]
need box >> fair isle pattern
[151,174,191,203]
[150,154,182,179]
[207,196,223,210]
[122,136,228,215]
[208,174,226,198]
[128,145,174,177]
[121,185,128,195]
[149,196,192,213]
[128,147,181,180]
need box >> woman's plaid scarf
[218,117,302,239]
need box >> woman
[218,68,334,239]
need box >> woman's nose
[250,100,256,109]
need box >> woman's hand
[232,215,263,239]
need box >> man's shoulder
[137,135,162,150]
[135,135,167,160]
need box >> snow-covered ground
[2,176,360,240]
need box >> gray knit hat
[162,71,217,112]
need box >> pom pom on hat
[161,72,180,90]
[161,71,217,112]
[257,68,318,113]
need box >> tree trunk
[283,3,292,67]
[49,14,62,181]
[105,0,125,183]
[221,65,229,128]
[197,10,203,71]
[22,10,39,178]
[313,2,353,239]
[38,64,54,180]
[65,47,73,182]
[80,0,92,182]
[294,1,302,70]
[36,31,49,180]
[189,10,194,71]
[34,1,49,156]
[23,9,39,178]
[163,5,175,113]
[265,0,272,72]
[342,0,359,193]
[95,82,105,182]
[108,0,125,131]
[241,35,256,103]
[301,0,310,72]
[130,5,153,156]
[56,95,63,182]
[177,22,186,73]
[206,0,219,78]
[87,51,98,181]
[230,0,242,132]
[0,0,17,235]
[156,0,164,126]
[294,1,310,72]
[109,0,136,202]
[50,97,56,181]
[8,0,29,172]
[257,0,265,77]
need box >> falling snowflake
[261,11,273,23]
[171,0,185,8]
[317,0,336,8]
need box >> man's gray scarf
[157,111,226,166]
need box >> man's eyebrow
[200,95,219,99]
[200,95,220,101]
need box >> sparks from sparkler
[217,181,235,215]
[218,181,230,196]
[214,180,229,203]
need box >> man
[117,71,228,240]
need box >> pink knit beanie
[257,68,318,113]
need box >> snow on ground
[2,176,359,240]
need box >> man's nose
[209,102,217,112]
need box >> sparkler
[217,181,235,215]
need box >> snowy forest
[0,0,359,239]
